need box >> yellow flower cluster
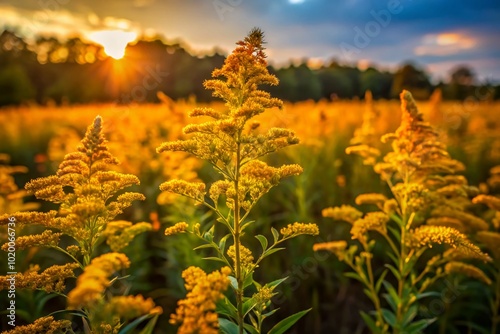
[445,261,492,285]
[1,316,72,334]
[313,241,348,260]
[9,117,147,267]
[355,193,387,207]
[375,91,465,183]
[476,231,500,261]
[253,285,276,305]
[159,179,206,202]
[170,266,231,334]
[104,295,163,319]
[408,226,491,262]
[431,208,489,232]
[280,222,319,237]
[350,212,389,241]
[473,194,500,211]
[67,252,130,309]
[322,205,363,224]
[164,222,189,236]
[0,154,39,214]
[208,161,303,210]
[102,221,152,251]
[228,244,254,269]
[0,263,79,293]
[1,229,61,251]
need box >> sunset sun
[88,30,137,59]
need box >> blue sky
[1,0,499,82]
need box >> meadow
[1,30,500,334]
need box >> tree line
[0,29,498,106]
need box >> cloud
[414,32,476,56]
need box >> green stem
[234,141,244,334]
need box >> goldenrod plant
[0,116,159,333]
[158,28,318,334]
[472,165,500,334]
[315,91,491,333]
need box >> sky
[1,0,500,82]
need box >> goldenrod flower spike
[1,316,72,334]
[170,266,231,334]
[158,29,312,333]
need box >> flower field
[1,30,500,334]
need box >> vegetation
[0,29,500,333]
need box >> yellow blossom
[322,205,363,224]
[350,212,389,241]
[355,193,387,207]
[105,295,163,319]
[1,316,72,334]
[476,231,500,261]
[0,263,79,293]
[1,229,62,251]
[280,222,319,237]
[313,241,348,260]
[164,222,189,236]
[444,261,492,285]
[228,244,254,269]
[408,226,491,262]
[102,221,152,251]
[67,252,130,309]
[170,266,231,334]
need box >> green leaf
[271,227,279,243]
[401,304,418,326]
[384,264,401,280]
[202,256,227,264]
[219,234,232,253]
[219,318,245,334]
[405,318,436,333]
[229,276,238,290]
[359,311,380,333]
[243,296,259,317]
[243,323,260,334]
[267,308,310,334]
[262,307,280,319]
[119,313,155,334]
[243,272,254,289]
[381,308,396,327]
[138,314,159,334]
[344,272,364,283]
[375,269,388,293]
[263,247,286,258]
[267,277,288,289]
[217,297,238,321]
[382,281,400,312]
[193,243,216,251]
[255,234,268,252]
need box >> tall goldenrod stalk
[0,116,157,333]
[159,28,318,334]
[315,91,491,333]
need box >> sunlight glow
[88,30,137,59]
[289,0,306,4]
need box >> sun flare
[88,30,137,59]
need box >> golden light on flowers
[87,30,137,59]
[170,266,231,334]
[1,316,72,334]
[408,225,491,262]
[67,252,130,309]
[164,222,189,236]
[444,261,492,285]
[280,222,319,237]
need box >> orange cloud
[414,32,476,56]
